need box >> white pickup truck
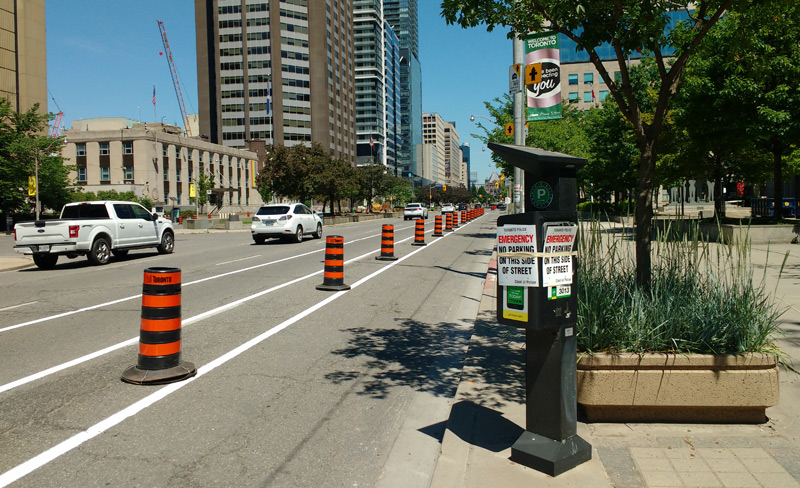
[13,201,175,269]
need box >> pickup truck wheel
[88,237,111,265]
[313,223,323,239]
[157,231,175,254]
[33,254,58,269]
[112,249,129,258]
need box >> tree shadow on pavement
[325,313,526,405]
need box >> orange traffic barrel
[445,212,453,232]
[453,211,460,228]
[461,210,467,224]
[433,215,443,237]
[317,236,351,291]
[376,224,399,261]
[122,267,196,385]
[412,218,426,246]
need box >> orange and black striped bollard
[433,215,443,237]
[445,212,453,232]
[122,267,196,385]
[412,218,426,246]
[317,235,351,291]
[376,224,398,261]
[461,210,467,224]
[452,211,460,228]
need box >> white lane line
[0,218,452,488]
[216,255,261,266]
[0,302,38,312]
[0,218,476,395]
[0,231,415,395]
[0,232,380,334]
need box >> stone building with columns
[61,118,262,214]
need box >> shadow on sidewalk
[420,401,524,453]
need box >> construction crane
[157,20,191,136]
[48,90,63,138]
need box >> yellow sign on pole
[525,63,543,85]
[189,183,196,198]
[505,123,514,136]
[28,176,36,196]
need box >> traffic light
[495,182,500,189]
[443,185,447,192]
[505,123,514,136]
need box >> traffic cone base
[121,362,197,385]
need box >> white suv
[441,203,455,214]
[251,203,323,244]
[403,203,429,220]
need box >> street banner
[250,160,257,188]
[524,32,562,121]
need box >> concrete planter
[699,222,800,244]
[576,353,779,423]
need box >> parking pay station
[488,142,591,476]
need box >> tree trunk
[772,144,783,222]
[714,157,724,219]
[635,143,656,292]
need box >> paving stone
[641,469,683,487]
[677,470,723,488]
[714,471,760,488]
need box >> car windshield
[256,206,290,216]
[406,204,420,208]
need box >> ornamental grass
[576,219,786,355]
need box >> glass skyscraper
[384,0,421,179]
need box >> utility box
[488,142,591,477]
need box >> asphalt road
[0,213,497,487]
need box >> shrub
[576,219,785,355]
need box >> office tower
[384,0,421,179]
[353,0,402,172]
[443,121,461,187]
[422,112,446,183]
[461,142,471,189]
[195,0,356,164]
[0,0,47,114]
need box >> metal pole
[513,36,525,213]
[35,151,40,220]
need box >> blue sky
[45,1,511,184]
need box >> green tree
[0,99,71,215]
[442,0,754,288]
[309,153,356,214]
[356,164,391,211]
[194,170,215,211]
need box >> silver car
[251,203,324,244]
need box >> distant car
[441,203,455,214]
[474,203,482,209]
[403,203,429,220]
[251,203,323,244]
[457,203,468,211]
[497,203,507,210]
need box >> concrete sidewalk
[431,240,800,488]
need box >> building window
[176,168,181,182]
[77,167,86,181]
[568,92,579,102]
[99,142,109,156]
[76,143,86,157]
[123,166,134,180]
[163,171,169,181]
[100,167,110,181]
[583,91,593,103]
[123,141,133,154]
[163,146,168,157]
[599,90,609,101]
[568,74,578,86]
[583,73,593,84]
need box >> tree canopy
[441,0,755,288]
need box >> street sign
[509,64,522,94]
[505,123,514,136]
[28,176,36,196]
[525,63,543,85]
